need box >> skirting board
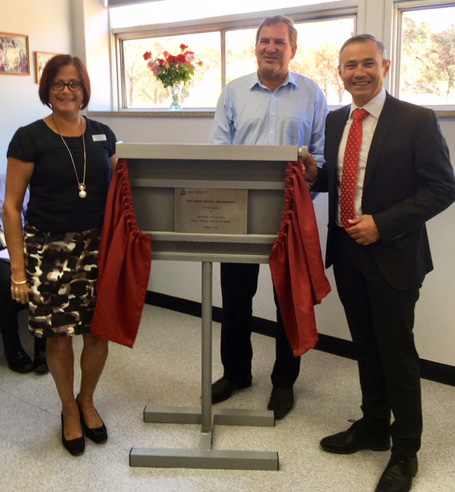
[146,290,455,387]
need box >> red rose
[180,44,188,50]
[143,51,152,60]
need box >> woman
[3,55,117,456]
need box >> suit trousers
[220,262,301,388]
[0,259,46,356]
[332,227,422,457]
[0,259,24,352]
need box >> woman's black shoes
[60,397,107,456]
[61,413,85,456]
[81,416,108,444]
[77,395,108,444]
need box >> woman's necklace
[52,114,87,198]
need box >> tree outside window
[399,5,455,105]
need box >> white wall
[96,112,455,368]
[2,0,455,367]
[0,0,73,173]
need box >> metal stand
[129,262,279,470]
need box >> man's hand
[345,215,381,245]
[299,152,319,183]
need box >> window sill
[436,110,455,119]
[88,110,215,118]
[88,108,455,119]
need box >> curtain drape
[91,159,152,348]
[269,161,331,357]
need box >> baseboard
[145,291,455,387]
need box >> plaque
[175,188,248,234]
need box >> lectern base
[129,263,279,471]
[129,405,279,470]
[129,447,279,470]
[143,405,275,427]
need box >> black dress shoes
[5,348,34,373]
[375,455,418,492]
[77,395,108,444]
[211,377,252,404]
[33,350,49,375]
[80,414,108,444]
[320,419,390,454]
[267,387,294,419]
[61,413,85,456]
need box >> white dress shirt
[336,89,387,225]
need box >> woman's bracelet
[11,275,27,285]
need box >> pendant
[78,184,87,199]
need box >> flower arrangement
[143,43,197,88]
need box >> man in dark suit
[304,34,455,492]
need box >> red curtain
[91,159,152,348]
[269,162,331,356]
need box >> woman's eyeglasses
[51,80,83,92]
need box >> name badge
[92,134,107,142]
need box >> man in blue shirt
[210,15,328,419]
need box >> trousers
[220,262,300,388]
[332,227,422,457]
[0,259,45,355]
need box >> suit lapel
[327,106,350,187]
[363,94,399,192]
[325,106,349,229]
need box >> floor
[0,305,454,492]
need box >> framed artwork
[0,32,29,75]
[35,51,60,84]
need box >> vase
[168,83,184,111]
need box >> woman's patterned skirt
[24,224,101,338]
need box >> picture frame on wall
[35,52,60,84]
[0,32,30,75]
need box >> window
[113,3,356,110]
[110,0,455,111]
[225,18,355,105]
[396,2,455,106]
[122,33,221,109]
[110,0,346,28]
[290,18,355,105]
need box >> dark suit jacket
[313,92,455,290]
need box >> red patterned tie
[340,108,369,228]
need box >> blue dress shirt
[210,72,328,166]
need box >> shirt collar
[349,89,386,120]
[251,71,296,91]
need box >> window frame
[109,0,455,114]
[385,0,455,111]
[111,1,363,111]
